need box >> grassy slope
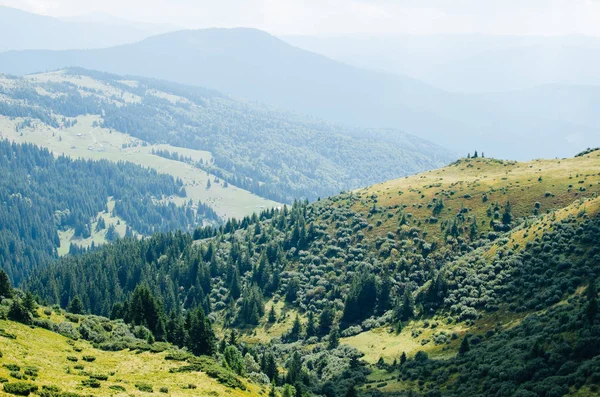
[0,70,280,221]
[350,152,600,242]
[0,311,261,397]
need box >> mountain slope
[0,6,170,51]
[0,29,598,159]
[0,140,219,286]
[0,68,453,203]
[25,150,600,396]
[0,308,260,396]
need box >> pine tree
[287,314,303,341]
[459,335,470,355]
[185,306,216,356]
[400,352,407,365]
[396,287,414,322]
[23,291,37,314]
[377,272,392,314]
[502,201,513,226]
[318,306,334,336]
[0,269,12,299]
[268,305,277,323]
[305,311,316,337]
[67,296,84,314]
[327,326,340,350]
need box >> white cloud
[2,0,600,35]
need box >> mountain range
[0,6,173,51]
[0,28,597,160]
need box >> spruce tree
[268,305,277,323]
[305,311,316,337]
[0,269,12,299]
[400,352,407,365]
[327,326,340,350]
[185,306,216,356]
[67,296,84,314]
[459,335,470,355]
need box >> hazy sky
[3,0,600,36]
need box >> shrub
[66,356,78,362]
[82,356,96,362]
[4,364,20,372]
[23,367,38,377]
[2,382,38,396]
[159,386,169,393]
[81,378,101,388]
[108,385,126,392]
[135,383,153,392]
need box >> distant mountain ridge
[0,28,597,159]
[0,6,174,51]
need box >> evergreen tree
[23,291,37,314]
[502,201,513,226]
[396,287,414,322]
[400,352,407,365]
[185,306,216,356]
[268,305,277,323]
[229,267,241,300]
[318,306,335,336]
[67,296,84,314]
[287,315,303,342]
[286,351,302,384]
[8,299,31,324]
[0,269,12,299]
[327,326,340,350]
[128,284,166,340]
[305,311,316,337]
[459,335,470,355]
[377,272,392,314]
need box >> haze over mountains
[0,26,598,159]
[0,6,174,51]
[284,34,600,93]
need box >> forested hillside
[20,151,600,396]
[0,68,453,204]
[0,140,218,285]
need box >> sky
[2,0,600,36]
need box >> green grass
[0,315,261,397]
[348,154,600,243]
[0,108,279,221]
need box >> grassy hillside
[0,307,260,397]
[348,152,600,243]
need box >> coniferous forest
[0,140,218,284]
